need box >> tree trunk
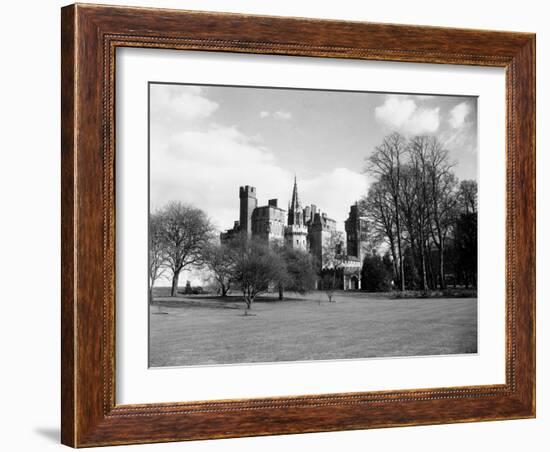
[419,232,428,292]
[395,216,405,291]
[388,240,399,290]
[243,291,252,314]
[426,244,435,290]
[410,237,423,290]
[332,271,337,301]
[439,247,446,290]
[393,155,405,292]
[221,283,228,297]
[170,270,180,297]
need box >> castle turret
[345,203,368,263]
[287,175,303,226]
[284,176,308,250]
[309,211,337,269]
[239,185,257,237]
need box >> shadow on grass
[151,294,323,310]
[151,297,242,310]
[388,289,478,299]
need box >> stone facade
[308,212,337,269]
[345,203,369,264]
[251,199,286,245]
[340,204,370,290]
[284,177,310,251]
[340,257,363,290]
[239,185,257,237]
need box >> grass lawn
[149,291,477,367]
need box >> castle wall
[308,212,337,269]
[309,228,331,269]
[345,204,368,264]
[251,205,286,245]
[284,224,308,250]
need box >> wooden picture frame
[61,3,535,447]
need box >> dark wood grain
[60,5,76,447]
[61,3,536,447]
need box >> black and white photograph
[1,0,543,449]
[148,82,479,367]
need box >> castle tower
[250,198,286,245]
[287,175,303,226]
[309,211,337,270]
[345,203,368,263]
[239,185,257,237]
[284,176,308,250]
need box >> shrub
[361,254,393,292]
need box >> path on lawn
[149,291,477,367]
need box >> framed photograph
[61,3,536,447]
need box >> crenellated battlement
[239,185,256,198]
[239,185,258,237]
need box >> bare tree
[361,181,399,284]
[407,135,435,291]
[321,230,344,302]
[149,212,167,302]
[231,237,286,314]
[398,164,421,286]
[367,132,407,290]
[320,273,337,303]
[429,172,458,290]
[364,133,477,292]
[423,136,457,289]
[457,179,478,215]
[276,246,317,301]
[202,242,235,297]
[157,201,214,297]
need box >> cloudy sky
[149,83,477,234]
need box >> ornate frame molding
[61,4,535,447]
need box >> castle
[221,177,368,290]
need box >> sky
[149,83,478,235]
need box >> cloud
[150,123,287,232]
[150,84,219,124]
[441,125,477,155]
[259,110,293,120]
[441,101,477,154]
[150,84,368,259]
[375,95,440,135]
[274,110,292,120]
[449,101,471,129]
[164,126,274,166]
[151,122,367,234]
[300,168,370,229]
